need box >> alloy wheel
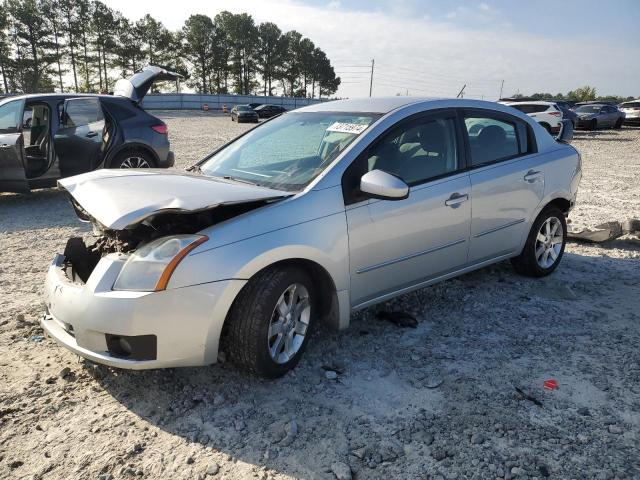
[119,156,151,168]
[267,283,310,364]
[535,216,564,269]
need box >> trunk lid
[58,169,290,230]
[113,65,182,103]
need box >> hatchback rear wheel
[224,266,316,378]
[111,149,155,169]
[511,207,566,277]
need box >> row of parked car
[230,103,287,123]
[499,97,640,133]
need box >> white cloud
[104,0,640,98]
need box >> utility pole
[456,84,466,99]
[499,79,504,99]
[369,59,375,97]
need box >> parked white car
[42,97,580,378]
[502,101,563,134]
[619,100,640,126]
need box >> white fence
[141,93,330,111]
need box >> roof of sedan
[296,96,437,114]
[295,96,526,115]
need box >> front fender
[168,210,350,292]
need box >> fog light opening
[118,337,132,356]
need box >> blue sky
[104,0,640,99]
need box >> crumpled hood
[58,169,290,230]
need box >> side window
[62,98,103,128]
[464,116,520,167]
[0,100,23,133]
[22,104,50,148]
[366,117,459,185]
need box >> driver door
[0,99,28,193]
[54,97,105,178]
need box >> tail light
[549,111,562,117]
[151,124,168,134]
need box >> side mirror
[556,119,573,144]
[360,169,409,200]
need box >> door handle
[445,193,469,208]
[86,131,98,138]
[524,170,542,183]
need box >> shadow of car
[0,66,180,193]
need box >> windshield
[200,111,380,192]
[576,105,603,113]
[237,106,252,111]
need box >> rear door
[463,110,544,263]
[345,111,471,307]
[54,98,105,178]
[0,99,28,193]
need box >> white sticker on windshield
[326,122,368,135]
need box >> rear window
[510,104,550,114]
[464,117,520,166]
[63,98,104,127]
[621,102,640,108]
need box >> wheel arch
[104,142,159,168]
[230,257,343,331]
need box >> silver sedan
[42,97,581,378]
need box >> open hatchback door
[113,65,182,104]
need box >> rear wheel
[614,118,623,129]
[541,123,552,134]
[111,149,155,169]
[511,207,567,277]
[224,266,316,378]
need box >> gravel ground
[1,112,639,480]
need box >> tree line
[0,0,341,98]
[513,86,635,104]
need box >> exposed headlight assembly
[113,235,208,292]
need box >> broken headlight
[113,235,208,292]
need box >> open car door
[113,65,182,104]
[0,99,28,193]
[54,97,106,178]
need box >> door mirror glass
[360,169,409,200]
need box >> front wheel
[590,119,598,131]
[224,266,316,378]
[614,118,623,129]
[511,207,567,277]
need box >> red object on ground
[543,379,558,390]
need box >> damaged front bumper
[42,253,246,369]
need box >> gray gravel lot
[1,112,639,480]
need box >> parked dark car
[575,104,625,130]
[247,102,263,110]
[230,105,259,123]
[254,104,286,118]
[557,105,578,128]
[0,66,179,194]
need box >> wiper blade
[222,175,260,187]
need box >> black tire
[511,207,567,277]
[590,119,598,131]
[541,123,552,134]
[614,118,623,129]
[224,266,317,378]
[110,149,155,169]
